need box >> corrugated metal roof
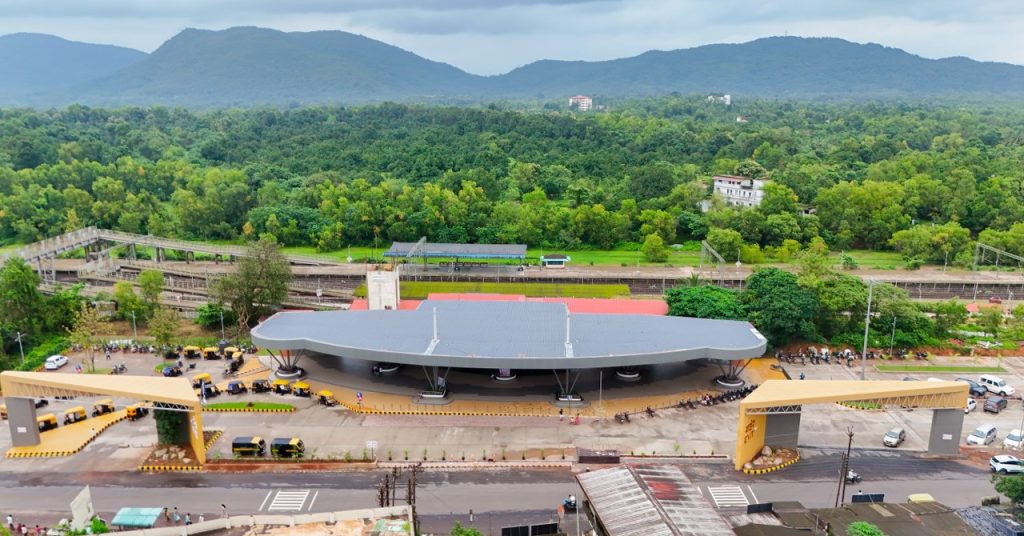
[577,465,734,536]
[384,242,527,259]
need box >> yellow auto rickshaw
[0,404,6,420]
[292,381,311,398]
[272,379,292,395]
[192,372,213,389]
[37,413,58,432]
[270,437,305,458]
[232,436,266,457]
[223,346,240,357]
[202,347,221,360]
[91,399,115,417]
[63,406,87,425]
[126,403,149,421]
[183,346,201,359]
[317,390,338,407]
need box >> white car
[43,354,69,370]
[966,399,977,413]
[1006,430,1024,450]
[991,455,1024,474]
[980,375,1015,397]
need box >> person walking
[163,507,170,522]
[6,514,13,530]
[184,513,191,526]
[558,408,564,422]
[221,504,227,518]
[172,507,180,523]
[799,372,805,380]
[198,514,204,523]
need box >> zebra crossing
[264,489,311,511]
[706,485,751,508]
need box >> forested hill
[494,37,1024,98]
[6,29,1024,106]
[0,33,145,102]
[77,27,482,106]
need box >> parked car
[991,455,1024,474]
[44,355,69,370]
[883,427,906,447]
[980,375,1015,396]
[1004,430,1024,450]
[956,378,987,397]
[985,396,1008,414]
[966,398,977,413]
[967,424,998,446]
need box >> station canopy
[111,507,163,528]
[384,241,526,260]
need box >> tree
[996,475,1024,505]
[112,281,145,324]
[933,299,968,336]
[797,237,833,289]
[847,521,886,536]
[815,274,868,339]
[137,269,164,316]
[195,302,237,329]
[705,228,744,262]
[67,304,108,373]
[977,306,1004,338]
[759,183,799,216]
[148,307,180,350]
[0,258,44,336]
[450,523,484,536]
[742,268,818,346]
[214,239,293,330]
[154,409,187,445]
[641,233,668,262]
[665,285,745,320]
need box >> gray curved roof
[251,300,766,370]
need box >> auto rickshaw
[126,403,149,421]
[37,413,58,432]
[270,437,305,459]
[251,379,272,393]
[223,346,240,357]
[272,379,292,395]
[162,365,182,377]
[226,357,243,375]
[226,381,247,395]
[292,381,311,398]
[317,390,338,407]
[192,372,213,389]
[183,346,201,359]
[231,436,266,457]
[0,404,5,420]
[91,399,115,417]
[200,383,221,398]
[202,347,221,360]
[63,406,87,425]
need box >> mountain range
[3,27,1024,107]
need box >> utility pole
[835,427,854,508]
[861,279,875,380]
[130,311,137,339]
[889,314,897,357]
[15,331,25,364]
[219,309,225,340]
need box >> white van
[980,375,1015,396]
[43,355,69,370]
[967,424,998,446]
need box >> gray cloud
[0,0,1020,75]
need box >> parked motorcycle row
[678,384,758,409]
[776,346,928,367]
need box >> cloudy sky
[2,0,1022,75]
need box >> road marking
[307,490,319,511]
[707,485,749,508]
[747,485,760,505]
[267,490,311,511]
[258,490,273,511]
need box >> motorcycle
[845,470,862,484]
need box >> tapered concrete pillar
[7,397,40,447]
[928,408,964,456]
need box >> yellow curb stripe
[742,453,800,475]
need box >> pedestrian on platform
[221,504,227,518]
[198,514,204,523]
[184,513,191,526]
[6,514,12,530]
[163,507,170,522]
[558,408,564,421]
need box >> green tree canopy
[641,233,668,262]
[742,268,817,346]
[214,239,293,329]
[665,285,745,320]
[847,521,886,536]
[137,269,165,316]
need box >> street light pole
[15,331,25,364]
[130,311,137,339]
[861,279,875,381]
[889,314,897,357]
[219,310,225,340]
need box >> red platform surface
[349,293,666,315]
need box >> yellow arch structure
[0,371,206,463]
[736,379,968,470]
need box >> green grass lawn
[205,402,294,411]
[353,280,631,299]
[834,250,905,270]
[875,364,1007,373]
[531,248,702,267]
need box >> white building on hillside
[706,94,731,106]
[569,95,593,111]
[711,175,767,208]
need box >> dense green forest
[2,97,1024,265]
